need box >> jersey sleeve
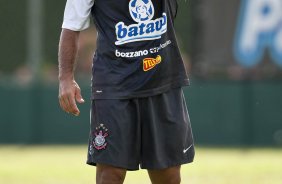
[62,0,94,31]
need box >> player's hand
[58,79,85,116]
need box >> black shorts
[87,88,195,170]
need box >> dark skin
[58,28,182,184]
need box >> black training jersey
[91,0,189,99]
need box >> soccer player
[58,0,195,183]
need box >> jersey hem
[91,78,190,99]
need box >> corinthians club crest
[92,124,109,150]
[129,0,155,23]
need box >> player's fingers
[75,87,85,104]
[59,98,69,113]
[67,95,80,116]
[58,97,64,109]
[59,95,70,113]
[63,96,73,113]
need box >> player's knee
[166,175,181,184]
[97,175,125,184]
[149,166,181,184]
[96,164,126,184]
[97,171,125,184]
[150,175,181,184]
[155,175,181,184]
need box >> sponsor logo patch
[115,0,167,45]
[143,55,162,71]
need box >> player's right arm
[58,0,94,116]
[58,29,83,116]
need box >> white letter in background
[272,27,282,66]
[234,0,282,67]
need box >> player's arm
[58,29,84,116]
[58,0,94,116]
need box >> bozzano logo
[143,55,162,71]
[234,0,282,67]
[115,0,167,45]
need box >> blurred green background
[0,0,282,147]
[1,0,282,184]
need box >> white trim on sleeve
[62,0,94,31]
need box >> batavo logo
[115,0,167,45]
[143,55,162,71]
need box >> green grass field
[0,146,281,184]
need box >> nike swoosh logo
[183,144,193,153]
